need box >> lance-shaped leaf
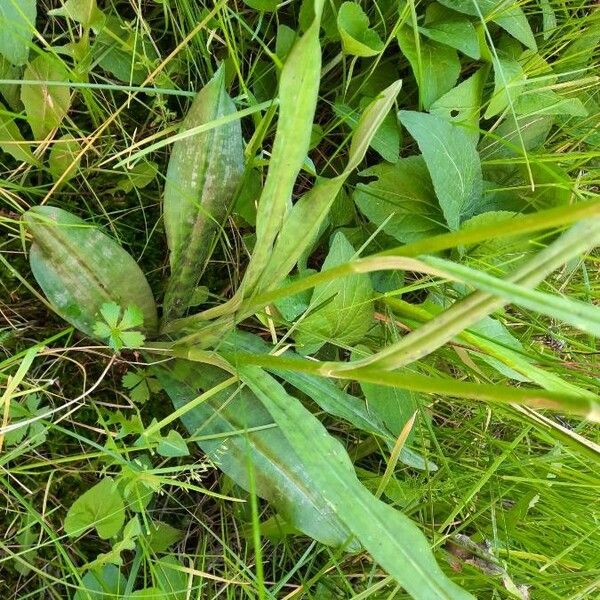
[163,66,244,321]
[256,80,401,292]
[239,366,474,600]
[24,205,157,338]
[152,358,355,548]
[241,0,325,293]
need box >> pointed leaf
[354,156,446,243]
[163,66,244,319]
[399,110,482,230]
[295,232,374,354]
[153,359,354,548]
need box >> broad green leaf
[48,0,105,29]
[0,0,36,66]
[145,522,183,554]
[480,113,553,160]
[430,67,487,138]
[337,1,384,57]
[153,557,188,600]
[21,53,71,139]
[163,66,244,320]
[153,359,354,547]
[64,477,125,539]
[73,565,126,600]
[239,366,474,600]
[243,0,279,10]
[437,0,537,50]
[514,90,588,117]
[484,57,525,119]
[24,206,158,338]
[115,159,158,193]
[397,26,460,109]
[354,156,446,243]
[0,100,36,164]
[398,111,482,230]
[48,133,81,183]
[157,430,189,458]
[419,5,480,59]
[295,232,374,354]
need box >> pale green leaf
[64,477,125,539]
[337,1,384,57]
[120,304,144,330]
[240,366,474,599]
[100,302,121,328]
[243,0,279,11]
[48,0,105,29]
[21,53,71,139]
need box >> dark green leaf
[397,26,460,109]
[398,110,482,230]
[354,156,446,243]
[295,232,374,354]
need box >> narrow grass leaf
[423,255,600,337]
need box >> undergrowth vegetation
[1,0,599,598]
